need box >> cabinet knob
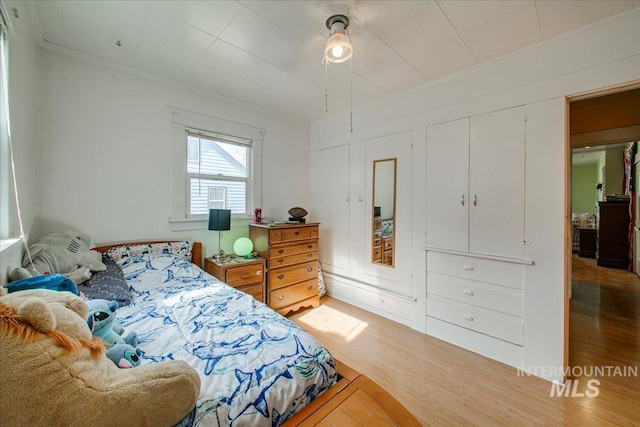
[473,194,477,206]
[256,271,262,276]
[306,267,313,272]
[294,231,300,236]
[307,245,312,249]
[463,290,474,296]
[307,253,313,258]
[277,295,284,300]
[464,314,474,321]
[461,194,465,206]
[277,274,285,280]
[463,265,474,271]
[277,258,284,263]
[278,249,284,254]
[307,285,313,291]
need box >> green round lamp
[233,237,254,258]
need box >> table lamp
[208,209,231,260]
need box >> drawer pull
[256,271,262,276]
[463,314,474,321]
[307,253,313,258]
[463,290,474,296]
[379,298,385,304]
[294,231,300,236]
[463,265,474,271]
[239,274,251,279]
[276,295,284,300]
[306,267,313,272]
[277,274,285,280]
[278,249,284,254]
[307,285,313,291]
[277,258,284,263]
[307,245,313,249]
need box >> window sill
[0,237,21,253]
[168,216,252,231]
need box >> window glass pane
[187,135,199,162]
[187,136,247,178]
[190,178,246,215]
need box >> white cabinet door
[426,118,470,252]
[310,145,350,275]
[469,106,525,258]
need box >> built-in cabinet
[426,106,526,259]
[424,106,530,367]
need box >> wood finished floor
[289,257,640,426]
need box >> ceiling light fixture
[324,14,352,63]
[322,14,354,132]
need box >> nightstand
[204,256,266,303]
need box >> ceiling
[25,0,640,123]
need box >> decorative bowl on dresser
[204,256,266,303]
[249,222,320,315]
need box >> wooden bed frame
[94,240,419,426]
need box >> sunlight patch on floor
[296,303,368,343]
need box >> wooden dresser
[597,200,630,269]
[204,256,266,303]
[249,223,320,315]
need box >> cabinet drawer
[355,287,413,320]
[372,246,382,261]
[226,264,264,287]
[372,237,382,247]
[271,251,318,268]
[238,283,264,302]
[281,227,310,242]
[269,241,318,258]
[270,278,317,310]
[383,250,393,265]
[427,252,523,289]
[268,260,318,290]
[427,272,522,317]
[383,238,393,251]
[427,297,523,345]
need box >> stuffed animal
[0,288,200,427]
[9,231,106,285]
[87,299,137,347]
[107,343,142,368]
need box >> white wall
[0,1,40,284]
[36,50,310,257]
[309,10,640,381]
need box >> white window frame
[186,129,252,216]
[169,107,263,230]
[0,3,12,239]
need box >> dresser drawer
[427,272,523,317]
[427,297,523,345]
[372,236,382,247]
[269,241,318,258]
[372,246,382,261]
[270,278,317,310]
[226,264,264,287]
[281,227,310,242]
[268,260,318,290]
[383,237,393,252]
[355,287,414,320]
[270,251,318,268]
[238,283,264,302]
[427,252,523,289]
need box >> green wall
[572,163,599,213]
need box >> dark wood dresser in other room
[249,222,320,315]
[597,200,630,269]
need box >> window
[187,131,252,216]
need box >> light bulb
[332,45,344,58]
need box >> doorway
[566,83,640,389]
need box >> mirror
[371,158,396,267]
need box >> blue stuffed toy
[86,299,137,347]
[106,344,142,369]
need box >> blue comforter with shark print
[115,253,337,427]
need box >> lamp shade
[233,237,253,257]
[324,31,352,63]
[208,209,231,231]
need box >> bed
[94,240,420,427]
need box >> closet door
[469,106,525,258]
[310,145,350,275]
[426,118,470,252]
